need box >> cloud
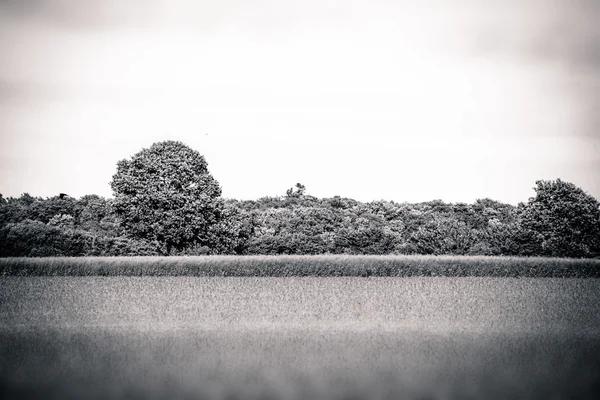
[464,1,599,67]
[0,0,598,200]
[0,0,154,31]
[461,0,600,139]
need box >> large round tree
[111,141,224,254]
[519,179,600,258]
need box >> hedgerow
[1,255,599,277]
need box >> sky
[1,0,599,204]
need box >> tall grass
[1,255,599,277]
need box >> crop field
[1,275,600,399]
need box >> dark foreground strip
[1,255,599,277]
[1,329,600,400]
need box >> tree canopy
[110,141,224,254]
[519,179,600,257]
[2,145,599,259]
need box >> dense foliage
[518,179,600,257]
[111,141,225,254]
[1,142,599,258]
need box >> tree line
[1,141,599,258]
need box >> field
[1,274,600,399]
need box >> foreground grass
[2,328,599,400]
[2,277,600,399]
[1,255,600,277]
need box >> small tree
[286,183,306,198]
[519,179,600,257]
[110,141,224,254]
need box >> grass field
[1,276,599,399]
[1,254,600,277]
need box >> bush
[0,219,160,257]
[0,220,88,257]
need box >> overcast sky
[1,0,599,204]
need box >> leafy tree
[286,183,306,198]
[246,206,343,254]
[48,214,76,230]
[85,235,161,256]
[28,196,79,223]
[328,195,358,210]
[16,193,37,207]
[333,205,403,254]
[519,179,600,257]
[206,202,254,255]
[0,219,87,257]
[409,214,477,255]
[0,193,39,226]
[0,219,160,257]
[77,195,121,236]
[110,141,224,254]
